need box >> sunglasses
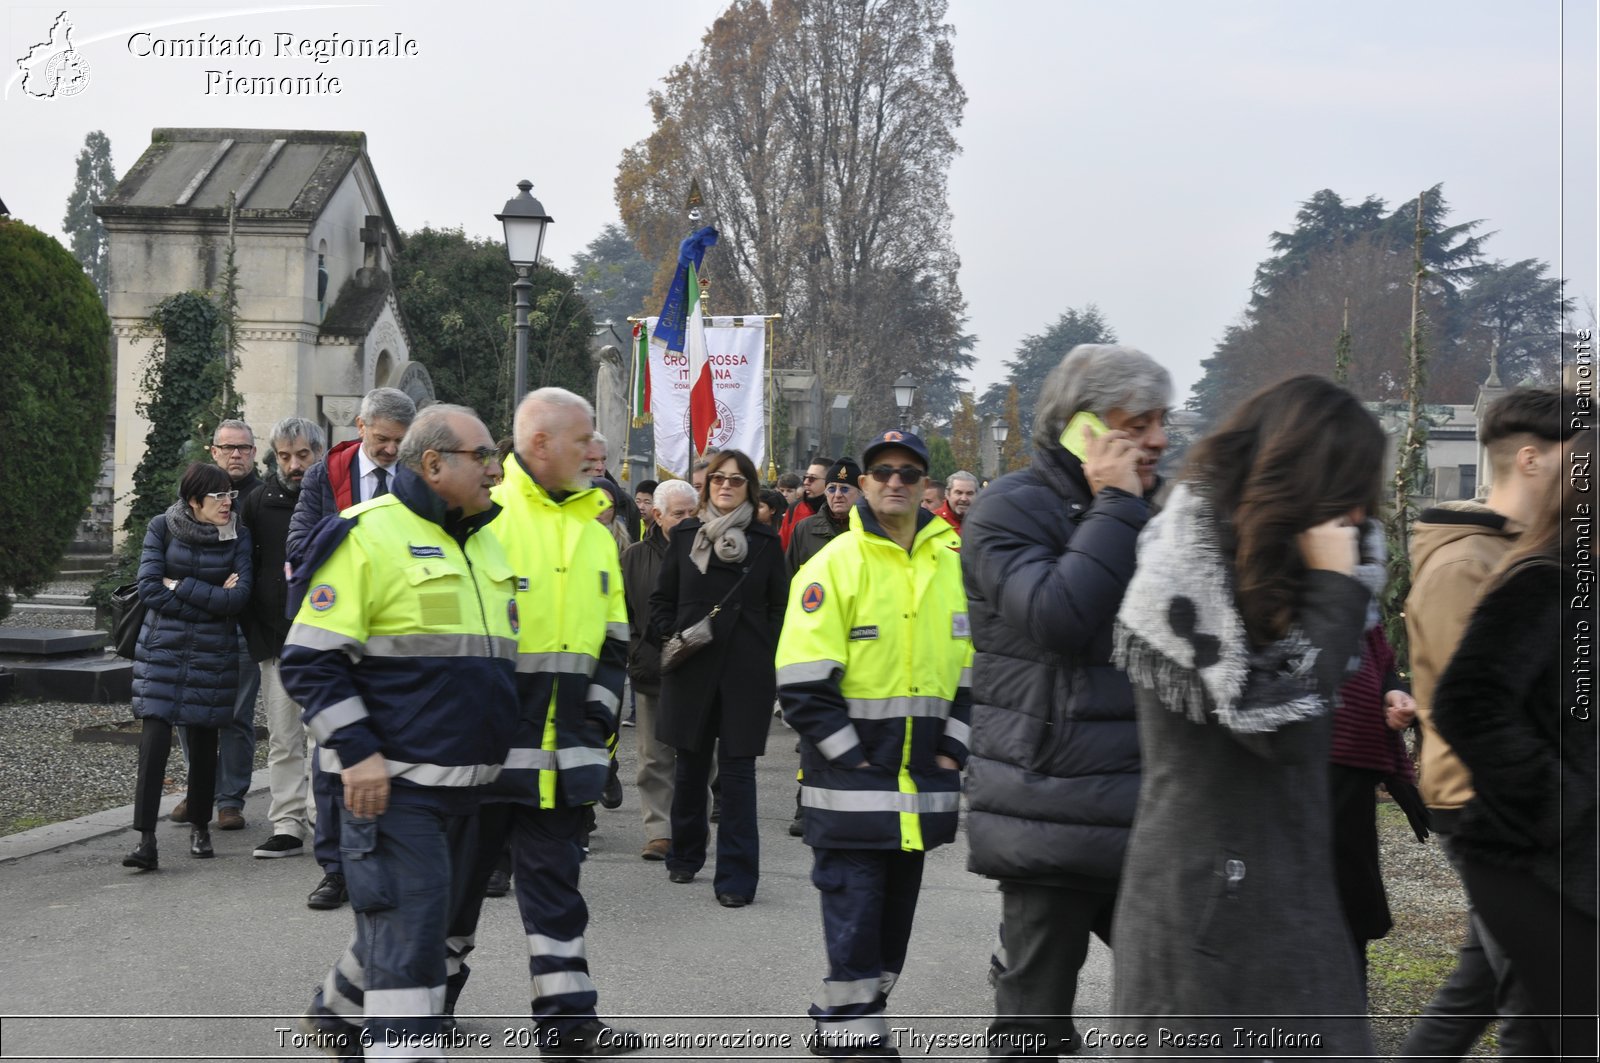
[709,473,748,487]
[867,464,925,486]
[203,489,240,501]
[801,474,821,484]
[824,483,854,495]
[441,447,499,467]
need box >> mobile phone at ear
[1061,411,1108,460]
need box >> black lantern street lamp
[893,374,918,431]
[496,180,554,405]
[991,419,1009,446]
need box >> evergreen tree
[61,130,116,303]
[981,305,1116,444]
[998,385,1025,473]
[0,219,112,621]
[572,222,656,328]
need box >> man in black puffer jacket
[962,344,1173,1062]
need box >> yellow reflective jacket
[485,456,629,808]
[280,467,519,802]
[777,503,973,850]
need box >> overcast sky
[4,0,1594,406]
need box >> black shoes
[716,893,750,908]
[601,765,623,810]
[122,832,158,870]
[667,869,695,884]
[190,826,214,858]
[298,1014,363,1061]
[307,871,348,910]
[253,834,305,858]
[541,1018,644,1059]
[485,868,512,897]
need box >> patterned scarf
[1112,483,1377,735]
[689,499,752,574]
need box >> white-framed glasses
[204,489,240,501]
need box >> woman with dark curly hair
[123,461,253,870]
[649,449,789,907]
[1109,375,1385,1056]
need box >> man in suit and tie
[287,385,417,911]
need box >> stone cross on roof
[359,214,387,271]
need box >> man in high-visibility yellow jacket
[443,387,642,1058]
[282,404,519,1060]
[777,429,973,1058]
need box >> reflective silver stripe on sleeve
[586,684,620,713]
[816,724,861,761]
[364,633,516,659]
[385,759,504,787]
[531,970,596,1000]
[958,666,972,688]
[317,745,344,773]
[942,718,971,746]
[845,695,952,720]
[556,746,612,771]
[800,786,961,814]
[605,622,629,641]
[819,977,880,1007]
[777,660,843,686]
[307,697,369,743]
[528,934,587,959]
[286,622,363,658]
[516,651,599,676]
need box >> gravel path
[1,608,267,836]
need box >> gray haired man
[239,417,327,858]
[289,386,416,909]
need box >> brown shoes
[217,808,246,831]
[168,799,188,824]
[640,838,670,862]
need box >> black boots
[190,825,214,858]
[122,831,158,870]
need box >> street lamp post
[893,374,918,431]
[991,419,1010,476]
[496,180,554,407]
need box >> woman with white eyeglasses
[122,462,253,871]
[649,449,791,907]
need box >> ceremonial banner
[641,316,767,476]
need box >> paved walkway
[0,717,1112,1060]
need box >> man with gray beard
[239,417,327,860]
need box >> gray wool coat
[1111,570,1375,1059]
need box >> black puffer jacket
[961,443,1152,887]
[131,503,254,727]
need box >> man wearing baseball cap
[777,429,972,1058]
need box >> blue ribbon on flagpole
[651,226,719,352]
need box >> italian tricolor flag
[685,262,716,455]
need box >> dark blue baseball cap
[861,430,931,471]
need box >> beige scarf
[689,500,753,574]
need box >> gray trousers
[633,692,675,841]
[988,880,1115,1061]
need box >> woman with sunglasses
[123,461,254,870]
[649,450,790,907]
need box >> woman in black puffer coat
[123,462,253,871]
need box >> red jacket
[780,494,820,550]
[934,500,963,537]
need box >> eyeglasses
[211,443,254,454]
[441,447,499,467]
[824,484,854,495]
[709,473,748,488]
[867,464,925,486]
[203,489,239,501]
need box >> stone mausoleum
[95,127,431,535]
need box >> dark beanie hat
[825,458,863,486]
